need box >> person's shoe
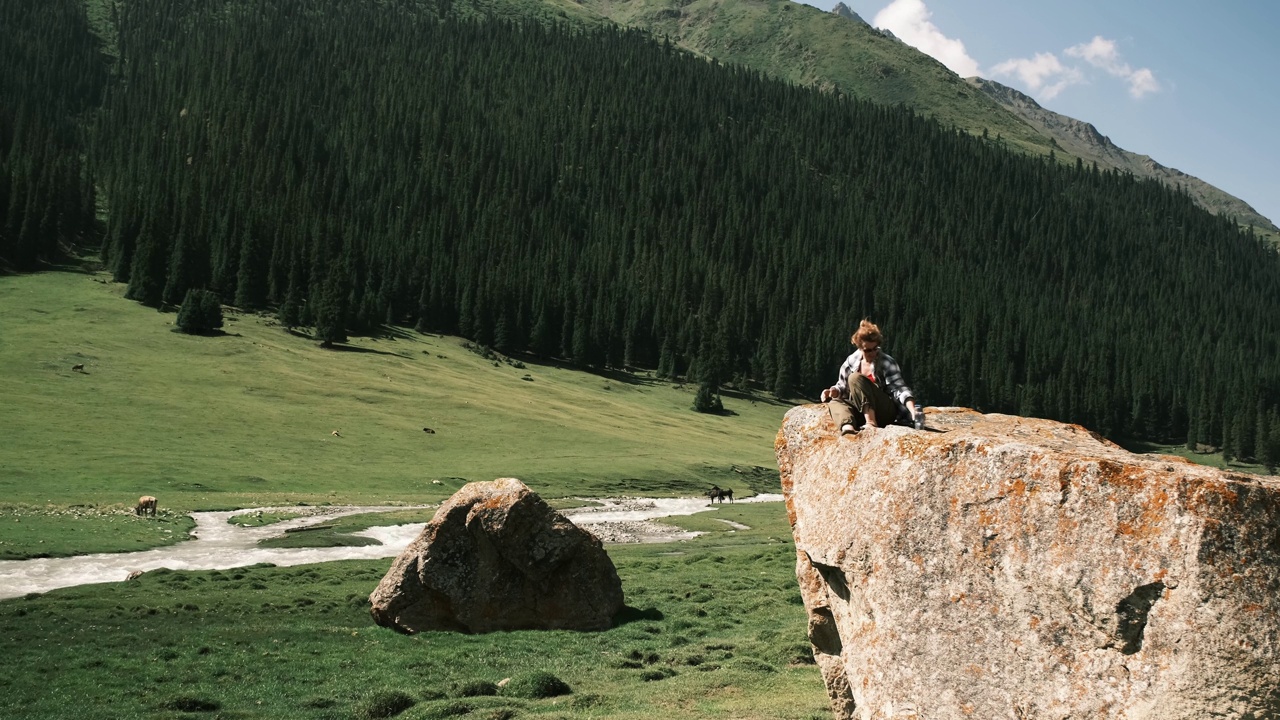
[913,410,926,430]
[840,424,857,436]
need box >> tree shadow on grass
[613,605,665,626]
[321,342,404,358]
[718,386,793,408]
[168,327,238,338]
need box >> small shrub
[175,289,224,334]
[500,671,571,699]
[360,690,417,719]
[692,381,723,413]
[452,680,498,698]
[159,695,221,712]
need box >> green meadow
[1,269,789,557]
[1,269,826,719]
[0,505,829,720]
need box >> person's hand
[821,386,840,402]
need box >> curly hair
[851,318,882,348]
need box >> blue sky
[797,0,1280,229]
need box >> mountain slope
[567,0,1053,154]
[553,0,1274,231]
[967,77,1278,232]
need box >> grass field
[0,504,830,720]
[0,269,829,719]
[0,269,790,558]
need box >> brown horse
[707,486,734,504]
[134,495,157,517]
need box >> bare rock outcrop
[776,405,1280,719]
[369,478,624,633]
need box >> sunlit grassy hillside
[0,270,788,529]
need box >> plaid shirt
[834,349,914,407]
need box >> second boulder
[370,478,624,633]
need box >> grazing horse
[707,486,734,504]
[135,495,157,517]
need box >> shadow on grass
[694,407,739,417]
[168,327,239,338]
[719,386,794,408]
[613,605,665,626]
[321,342,404,358]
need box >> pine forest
[4,0,1280,458]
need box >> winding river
[0,494,783,600]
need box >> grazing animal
[135,495,157,517]
[707,486,734,504]
[126,570,144,581]
[71,363,85,372]
[423,427,436,434]
[331,429,342,437]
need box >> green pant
[826,373,898,429]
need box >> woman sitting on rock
[820,319,924,435]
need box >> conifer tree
[414,280,432,334]
[314,265,349,347]
[162,227,205,307]
[1261,412,1280,474]
[125,213,166,307]
[175,288,224,334]
[278,282,303,330]
[692,380,723,414]
[234,228,268,310]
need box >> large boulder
[776,405,1280,720]
[370,478,624,633]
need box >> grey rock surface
[777,405,1280,719]
[369,478,624,633]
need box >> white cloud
[1126,68,1160,98]
[873,0,981,78]
[1065,35,1161,98]
[989,52,1084,100]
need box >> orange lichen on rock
[777,404,1280,720]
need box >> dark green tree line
[5,0,1280,454]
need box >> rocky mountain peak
[966,77,1277,231]
[829,3,866,25]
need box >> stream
[0,494,783,600]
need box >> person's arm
[881,355,914,408]
[882,355,924,428]
[823,352,858,401]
